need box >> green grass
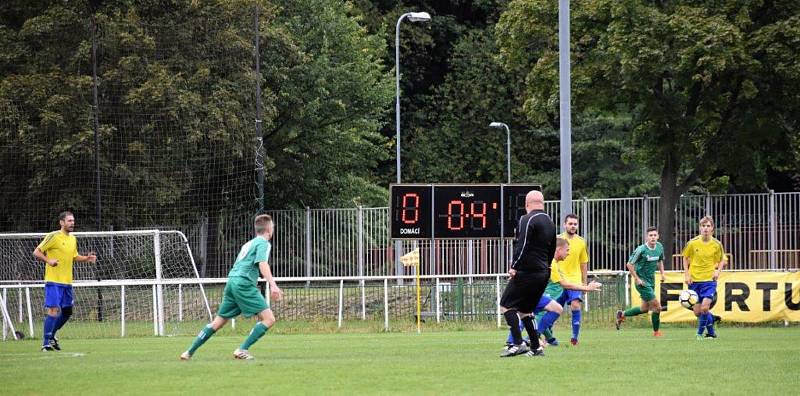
[2,328,799,395]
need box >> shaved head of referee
[498,190,556,357]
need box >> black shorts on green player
[217,277,269,318]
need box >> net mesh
[0,231,212,338]
[0,3,263,278]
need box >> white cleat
[233,348,254,360]
[180,351,192,361]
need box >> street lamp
[489,122,511,184]
[395,11,431,183]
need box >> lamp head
[407,12,431,22]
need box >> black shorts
[500,270,549,313]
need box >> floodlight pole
[394,12,431,284]
[558,0,573,225]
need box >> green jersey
[628,242,664,285]
[227,236,271,284]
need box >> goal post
[0,230,212,339]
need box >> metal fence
[213,192,797,278]
[1,272,628,339]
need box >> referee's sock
[520,315,540,349]
[503,310,523,345]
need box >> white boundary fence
[1,271,629,340]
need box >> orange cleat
[653,331,663,337]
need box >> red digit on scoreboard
[401,193,420,224]
[471,201,487,229]
[447,200,465,230]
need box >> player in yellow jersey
[551,214,589,346]
[683,216,726,340]
[32,211,97,351]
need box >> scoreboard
[390,184,542,239]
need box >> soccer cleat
[525,346,545,357]
[41,344,56,352]
[546,338,559,347]
[233,348,255,360]
[615,310,625,330]
[522,337,531,347]
[653,331,663,337]
[179,351,192,360]
[500,343,529,357]
[704,333,718,339]
[570,338,578,346]
[49,337,61,351]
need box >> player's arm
[558,278,601,292]
[626,262,643,285]
[259,261,282,301]
[75,251,97,263]
[581,261,588,286]
[658,260,666,282]
[33,247,58,267]
[713,244,728,280]
[682,256,692,285]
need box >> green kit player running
[181,214,283,360]
[616,226,666,336]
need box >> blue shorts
[533,294,553,314]
[556,289,583,305]
[44,283,74,308]
[689,281,717,301]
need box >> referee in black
[499,190,556,357]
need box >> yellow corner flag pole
[400,248,421,334]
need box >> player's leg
[51,285,74,349]
[546,290,569,341]
[41,284,61,351]
[181,315,230,360]
[237,308,275,358]
[617,298,649,330]
[649,298,662,336]
[568,293,583,345]
[182,283,239,359]
[232,280,273,359]
[537,300,563,345]
[701,288,717,338]
[499,278,530,357]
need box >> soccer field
[2,328,799,395]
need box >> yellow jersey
[682,236,726,282]
[549,259,563,283]
[559,233,588,283]
[37,231,78,285]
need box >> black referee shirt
[510,209,556,272]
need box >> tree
[497,0,800,260]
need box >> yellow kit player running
[683,216,726,340]
[181,214,283,360]
[550,214,589,346]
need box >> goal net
[0,230,212,340]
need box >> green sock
[542,327,554,341]
[534,311,553,340]
[240,322,269,350]
[187,325,216,355]
[623,307,643,317]
[651,312,660,331]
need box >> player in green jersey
[616,226,666,336]
[181,214,283,360]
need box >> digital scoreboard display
[390,184,542,239]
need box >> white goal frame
[0,230,213,339]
